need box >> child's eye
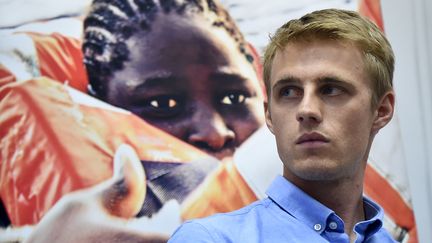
[150,97,178,108]
[220,93,247,105]
[131,95,183,119]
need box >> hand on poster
[24,145,180,243]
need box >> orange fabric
[0,77,255,225]
[0,78,113,225]
[364,165,414,228]
[0,64,16,87]
[26,32,88,92]
[358,0,384,31]
[409,226,418,243]
[364,165,417,242]
[181,161,257,220]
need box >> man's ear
[371,91,395,135]
[264,101,274,134]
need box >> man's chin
[296,171,342,181]
[285,163,347,182]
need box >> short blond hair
[263,9,394,107]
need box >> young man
[169,8,397,243]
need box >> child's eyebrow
[210,71,249,84]
[132,74,181,92]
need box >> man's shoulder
[182,197,273,229]
[169,197,323,242]
[197,197,273,224]
[169,198,274,243]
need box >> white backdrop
[0,0,358,50]
[382,0,432,242]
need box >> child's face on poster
[105,13,265,160]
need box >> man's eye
[150,98,177,108]
[321,85,344,96]
[221,93,246,105]
[280,87,302,98]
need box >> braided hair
[83,0,254,99]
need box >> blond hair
[263,8,394,107]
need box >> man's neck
[284,169,366,240]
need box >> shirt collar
[354,197,384,239]
[266,175,333,233]
[266,175,384,236]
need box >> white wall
[381,0,432,242]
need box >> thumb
[97,144,146,218]
[23,145,147,243]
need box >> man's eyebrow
[272,75,356,87]
[317,76,356,89]
[272,76,301,91]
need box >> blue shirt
[169,176,397,243]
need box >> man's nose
[187,110,235,151]
[296,91,323,125]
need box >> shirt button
[313,224,322,231]
[329,221,338,230]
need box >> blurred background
[0,0,430,242]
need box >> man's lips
[296,132,330,145]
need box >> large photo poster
[0,0,417,242]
